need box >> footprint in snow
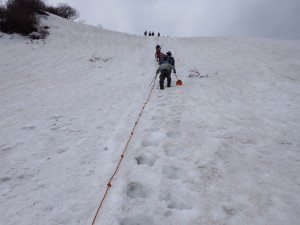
[56,148,68,154]
[161,190,193,210]
[222,204,237,216]
[135,153,157,166]
[0,145,13,153]
[50,115,63,120]
[164,147,182,157]
[22,125,36,130]
[0,176,13,183]
[126,182,151,199]
[150,115,163,121]
[166,131,182,139]
[166,119,180,126]
[141,138,159,147]
[119,214,153,225]
[258,150,272,156]
[145,127,160,132]
[0,142,23,153]
[162,166,187,180]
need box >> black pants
[159,72,171,89]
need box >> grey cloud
[46,0,300,40]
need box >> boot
[160,81,164,90]
[167,78,171,87]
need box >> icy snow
[1,14,300,225]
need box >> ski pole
[149,74,158,86]
[174,73,179,80]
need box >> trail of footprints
[118,90,198,225]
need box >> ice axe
[174,73,182,86]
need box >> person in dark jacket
[156,59,176,90]
[164,51,175,66]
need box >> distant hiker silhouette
[158,32,160,37]
[152,31,154,36]
[144,31,147,36]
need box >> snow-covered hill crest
[1,14,300,225]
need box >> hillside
[1,14,300,225]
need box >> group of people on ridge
[144,31,160,37]
[155,45,176,90]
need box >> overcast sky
[45,0,300,40]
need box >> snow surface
[1,14,300,225]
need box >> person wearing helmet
[155,57,176,90]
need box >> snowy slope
[1,14,300,225]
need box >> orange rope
[91,77,157,225]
